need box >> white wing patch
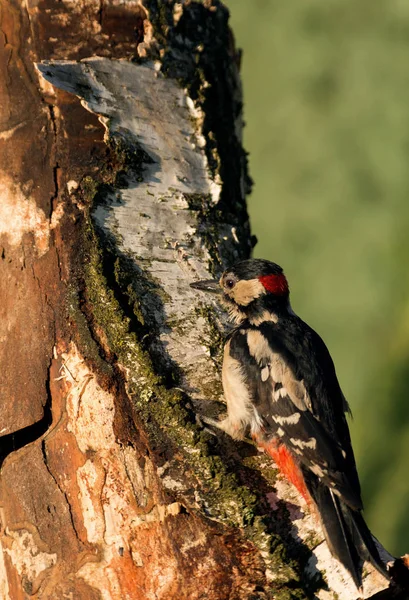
[245,329,312,412]
[290,437,317,450]
[285,379,311,412]
[274,412,301,425]
[261,366,270,382]
[272,386,288,401]
[311,463,327,478]
[245,329,273,365]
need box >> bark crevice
[0,361,53,468]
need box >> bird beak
[190,279,221,294]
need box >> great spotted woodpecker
[190,258,388,589]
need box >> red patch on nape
[257,438,311,504]
[259,274,289,296]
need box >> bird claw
[196,413,220,436]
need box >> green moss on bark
[72,184,314,597]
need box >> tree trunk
[0,1,403,598]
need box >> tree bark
[0,1,403,598]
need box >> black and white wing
[227,320,363,511]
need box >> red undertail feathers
[258,438,310,504]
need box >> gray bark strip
[37,57,226,398]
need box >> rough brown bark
[0,1,405,599]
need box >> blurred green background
[225,0,409,556]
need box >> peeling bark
[0,1,405,599]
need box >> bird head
[190,259,290,324]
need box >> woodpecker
[190,258,389,589]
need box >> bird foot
[195,413,220,436]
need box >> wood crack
[47,105,60,221]
[0,362,53,469]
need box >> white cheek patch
[231,278,265,306]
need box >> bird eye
[225,279,235,289]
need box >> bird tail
[306,475,389,589]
